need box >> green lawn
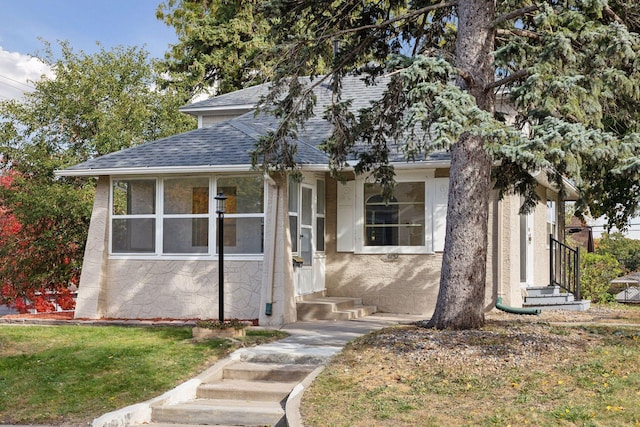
[0,325,286,425]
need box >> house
[56,76,585,326]
[610,272,640,303]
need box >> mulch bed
[3,311,75,320]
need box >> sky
[0,0,177,100]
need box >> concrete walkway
[94,313,423,427]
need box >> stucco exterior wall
[74,176,110,319]
[103,259,262,320]
[499,186,553,308]
[325,178,500,316]
[74,175,265,321]
[532,185,551,287]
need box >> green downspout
[495,297,541,316]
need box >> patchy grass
[0,325,286,426]
[302,304,640,426]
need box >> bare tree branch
[492,5,539,28]
[485,69,528,91]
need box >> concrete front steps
[148,361,317,427]
[296,296,377,321]
[523,286,591,311]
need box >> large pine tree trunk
[427,0,495,330]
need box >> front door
[520,210,533,287]
[290,175,325,296]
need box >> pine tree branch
[485,69,528,91]
[496,28,542,41]
[491,5,539,28]
[329,1,458,40]
[604,5,624,24]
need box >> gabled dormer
[179,83,267,128]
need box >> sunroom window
[110,175,264,257]
[163,177,209,254]
[111,179,156,253]
[217,176,264,254]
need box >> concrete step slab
[151,399,285,426]
[296,297,377,321]
[296,299,354,320]
[525,294,575,304]
[197,378,298,401]
[523,300,591,311]
[324,305,378,321]
[220,361,317,382]
[144,424,252,427]
[526,286,562,296]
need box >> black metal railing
[550,234,581,300]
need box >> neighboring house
[610,272,640,303]
[56,76,584,326]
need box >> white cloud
[0,47,52,101]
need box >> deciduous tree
[0,42,196,312]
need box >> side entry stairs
[523,285,590,311]
[296,295,377,321]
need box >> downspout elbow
[495,297,541,316]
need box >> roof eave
[55,159,452,177]
[178,104,256,115]
[55,164,256,177]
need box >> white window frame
[108,174,265,261]
[109,177,158,255]
[161,176,211,255]
[216,175,267,256]
[354,170,439,255]
[316,178,325,253]
[546,191,558,249]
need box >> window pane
[301,227,312,265]
[364,182,425,247]
[288,178,299,213]
[218,177,264,213]
[316,218,325,251]
[112,218,155,253]
[163,218,208,254]
[217,217,264,254]
[317,180,325,215]
[164,178,209,214]
[301,187,312,225]
[112,180,155,215]
[289,216,298,253]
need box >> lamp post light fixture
[215,192,227,322]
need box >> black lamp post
[215,192,227,322]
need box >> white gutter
[178,104,256,114]
[55,159,453,177]
[54,164,256,177]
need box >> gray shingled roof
[63,112,330,173]
[180,83,268,111]
[61,76,449,175]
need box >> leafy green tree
[580,252,622,303]
[156,0,276,95]
[162,0,640,329]
[596,232,640,273]
[0,42,196,312]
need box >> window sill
[354,247,436,255]
[108,254,264,262]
